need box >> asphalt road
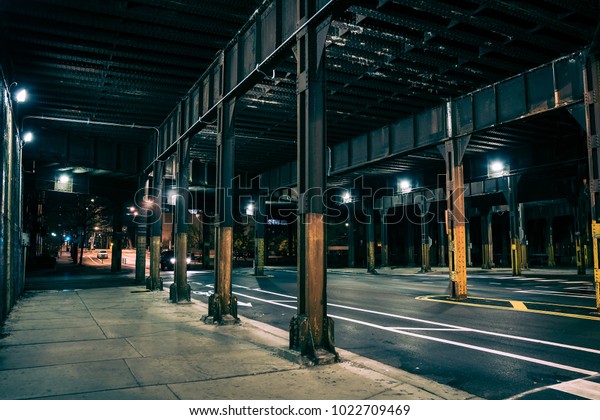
[163,266,600,400]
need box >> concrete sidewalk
[0,278,477,400]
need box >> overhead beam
[261,51,585,191]
[148,0,350,173]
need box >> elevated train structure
[1,0,600,363]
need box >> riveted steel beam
[208,98,238,324]
[148,160,164,291]
[171,135,192,303]
[135,176,148,284]
[440,133,470,300]
[583,53,600,310]
[290,2,337,365]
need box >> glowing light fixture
[489,160,506,178]
[23,132,33,143]
[15,89,27,103]
[58,174,70,184]
[399,179,412,193]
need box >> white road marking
[329,313,597,376]
[232,289,600,375]
[550,379,600,399]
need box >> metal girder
[208,98,238,324]
[171,135,192,303]
[150,0,349,172]
[262,51,585,192]
[148,160,164,291]
[290,4,337,364]
[441,135,470,300]
[583,53,600,310]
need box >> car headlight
[170,258,175,264]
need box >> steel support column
[111,200,123,273]
[380,208,389,268]
[254,194,267,277]
[347,203,355,268]
[576,180,590,275]
[148,160,164,290]
[546,217,556,267]
[135,176,148,284]
[289,6,337,364]
[171,136,191,303]
[417,193,431,273]
[208,98,238,324]
[202,216,211,270]
[438,217,446,267]
[507,176,522,276]
[583,54,600,310]
[407,222,415,266]
[366,204,377,274]
[481,208,494,269]
[442,136,469,299]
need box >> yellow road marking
[416,295,600,321]
[510,300,528,310]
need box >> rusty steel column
[380,209,389,268]
[171,135,191,303]
[576,180,590,275]
[583,53,600,310]
[417,193,431,273]
[366,204,377,274]
[202,217,211,270]
[347,204,355,268]
[254,194,267,277]
[134,176,148,284]
[547,217,556,267]
[289,5,337,364]
[111,199,123,273]
[442,135,469,299]
[148,160,164,290]
[208,98,238,324]
[508,176,522,276]
[480,207,494,269]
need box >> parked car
[96,249,108,259]
[160,250,191,270]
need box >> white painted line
[562,281,592,285]
[551,379,600,399]
[389,327,470,332]
[329,313,597,376]
[233,285,600,356]
[232,290,600,375]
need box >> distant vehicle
[96,249,109,259]
[160,250,191,270]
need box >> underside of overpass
[1,0,600,362]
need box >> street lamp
[489,160,507,178]
[15,88,27,103]
[399,179,412,194]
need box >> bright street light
[15,89,27,103]
[489,160,506,177]
[399,179,412,193]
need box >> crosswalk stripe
[551,379,600,399]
